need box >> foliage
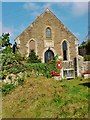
[85,40,90,55]
[1,34,25,79]
[0,33,12,48]
[28,50,41,63]
[25,57,59,78]
[1,75,25,96]
[2,50,26,80]
[84,55,90,61]
[27,53,60,77]
[2,70,8,79]
[1,83,16,96]
[25,63,49,77]
[79,40,90,57]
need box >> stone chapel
[15,8,80,79]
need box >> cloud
[1,24,27,44]
[23,2,88,18]
[24,3,40,11]
[71,2,88,17]
[56,2,88,17]
[24,2,54,11]
[23,3,54,17]
[0,25,17,44]
[23,3,42,17]
[42,3,53,10]
[2,25,15,38]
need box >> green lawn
[2,76,89,118]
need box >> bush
[1,83,16,96]
[7,64,26,74]
[25,61,59,78]
[2,51,26,77]
[28,50,41,63]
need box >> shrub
[28,50,41,63]
[25,61,59,78]
[7,64,26,74]
[1,83,16,96]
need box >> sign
[57,60,61,69]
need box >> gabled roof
[15,8,79,41]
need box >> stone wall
[15,9,78,62]
[78,55,90,76]
[83,61,90,72]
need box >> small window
[62,41,68,60]
[46,27,51,38]
[29,40,35,52]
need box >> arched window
[62,41,68,60]
[29,40,35,52]
[46,27,51,38]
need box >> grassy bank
[2,76,89,118]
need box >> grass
[2,76,89,118]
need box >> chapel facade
[15,8,80,79]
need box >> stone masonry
[15,8,79,78]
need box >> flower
[51,70,60,76]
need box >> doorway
[44,50,54,63]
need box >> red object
[51,70,60,76]
[83,71,90,74]
[57,60,61,69]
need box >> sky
[1,2,88,45]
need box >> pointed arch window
[29,40,35,52]
[62,41,68,60]
[46,27,51,38]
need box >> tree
[28,50,41,63]
[81,41,86,46]
[79,40,90,61]
[86,40,90,55]
[0,33,12,48]
[79,40,90,55]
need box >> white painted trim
[42,47,56,63]
[61,39,70,61]
[26,38,37,57]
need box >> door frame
[42,48,56,63]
